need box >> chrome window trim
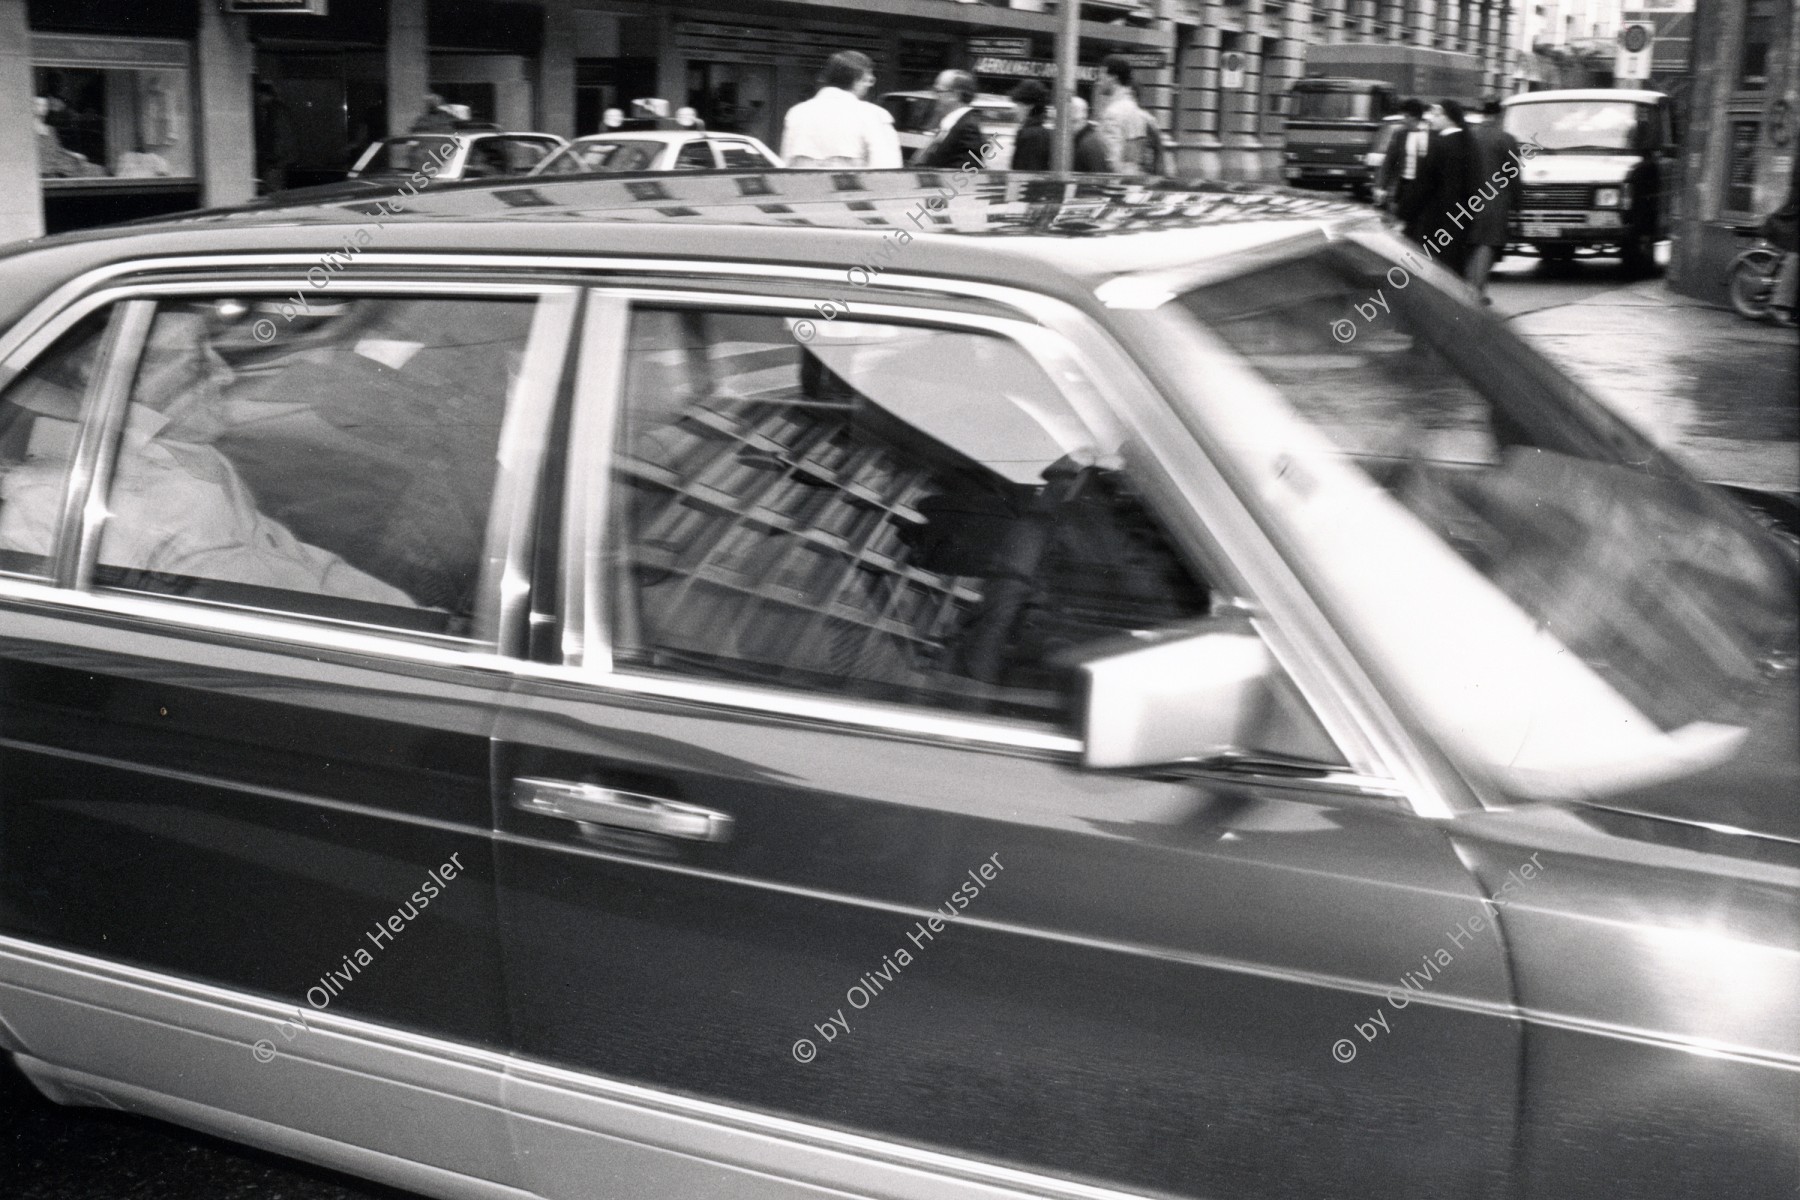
[561,293,630,671]
[0,579,1080,757]
[5,277,579,653]
[56,300,154,587]
[482,287,580,654]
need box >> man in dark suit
[1464,97,1523,303]
[1401,99,1480,275]
[915,70,986,169]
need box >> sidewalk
[1505,281,1798,496]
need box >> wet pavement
[0,1058,418,1199]
[1491,254,1799,496]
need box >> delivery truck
[1284,44,1486,195]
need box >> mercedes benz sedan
[0,170,1794,1200]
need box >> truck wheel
[1621,233,1660,279]
[1539,246,1575,273]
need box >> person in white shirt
[780,51,901,169]
[1094,55,1151,173]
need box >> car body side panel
[491,679,1522,1200]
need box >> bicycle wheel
[1728,251,1779,320]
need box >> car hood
[1521,154,1639,186]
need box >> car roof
[566,131,744,143]
[0,171,1376,329]
[1503,89,1664,104]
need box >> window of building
[1739,0,1776,87]
[608,309,1211,724]
[86,293,551,644]
[33,36,195,182]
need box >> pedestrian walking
[1068,96,1112,173]
[1402,99,1480,275]
[915,70,986,169]
[1464,97,1523,303]
[1008,81,1051,171]
[408,92,457,134]
[1374,98,1428,216]
[779,50,901,169]
[1095,55,1151,173]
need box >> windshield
[1165,238,1796,801]
[538,139,663,174]
[1292,90,1375,121]
[1503,100,1651,152]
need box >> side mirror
[1078,614,1342,771]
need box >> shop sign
[972,56,1102,83]
[223,0,329,12]
[969,37,1030,58]
[32,34,190,69]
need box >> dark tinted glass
[0,310,111,579]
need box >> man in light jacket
[780,51,901,169]
[1095,55,1150,173]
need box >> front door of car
[492,290,1524,1200]
[0,279,576,1192]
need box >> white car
[348,131,568,182]
[529,131,783,175]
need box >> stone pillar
[1324,0,1347,45]
[1182,12,1224,178]
[0,0,41,245]
[196,0,254,209]
[388,0,428,140]
[539,0,576,139]
[1414,0,1437,48]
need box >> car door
[491,283,1524,1200]
[0,273,576,1192]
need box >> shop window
[33,47,194,181]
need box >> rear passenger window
[675,141,716,169]
[0,309,110,579]
[610,310,1210,723]
[89,293,549,643]
[717,143,772,169]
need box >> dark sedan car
[0,170,1794,1200]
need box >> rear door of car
[492,277,1525,1200]
[0,266,577,1193]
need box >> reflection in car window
[611,310,1209,722]
[1177,246,1795,787]
[90,295,540,643]
[0,310,111,578]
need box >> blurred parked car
[529,131,782,175]
[0,170,1794,1200]
[348,130,567,182]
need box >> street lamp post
[1053,0,1079,171]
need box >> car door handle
[510,777,734,843]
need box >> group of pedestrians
[779,50,1159,175]
[1373,96,1523,302]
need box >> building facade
[2,0,1527,244]
[1669,0,1797,304]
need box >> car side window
[88,293,544,643]
[717,142,772,169]
[675,141,716,169]
[0,309,111,579]
[609,309,1211,723]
